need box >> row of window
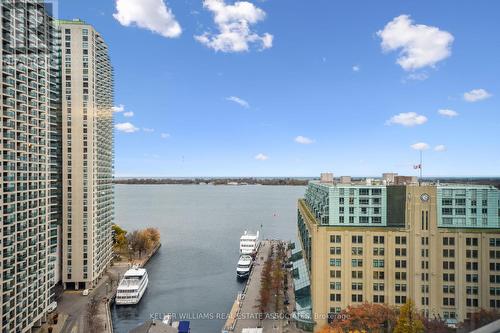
[338,197,382,205]
[442,207,488,215]
[329,259,387,268]
[442,198,488,206]
[338,188,382,196]
[329,235,407,244]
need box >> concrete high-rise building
[294,174,500,332]
[57,19,114,290]
[0,1,61,331]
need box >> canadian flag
[413,164,422,169]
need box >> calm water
[111,184,305,333]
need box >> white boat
[236,255,253,278]
[115,266,148,305]
[239,230,260,255]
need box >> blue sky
[59,0,500,177]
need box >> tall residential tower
[57,20,114,290]
[0,1,60,331]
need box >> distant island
[113,177,311,186]
[113,177,500,188]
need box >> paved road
[58,264,128,333]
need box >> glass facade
[0,1,60,331]
[437,185,500,228]
[304,181,388,226]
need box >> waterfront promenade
[226,240,306,333]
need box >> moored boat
[239,230,260,255]
[115,266,148,305]
[236,254,253,279]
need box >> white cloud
[352,65,360,72]
[226,96,250,108]
[112,104,125,113]
[195,0,273,52]
[115,122,139,133]
[406,72,429,81]
[255,153,268,161]
[377,15,454,71]
[463,89,492,102]
[387,112,428,127]
[113,0,182,38]
[411,142,429,151]
[434,144,447,152]
[123,111,134,117]
[143,128,155,132]
[160,133,170,139]
[294,136,315,145]
[438,109,458,118]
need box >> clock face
[420,193,430,202]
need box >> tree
[115,232,128,252]
[394,299,424,333]
[330,302,397,333]
[144,227,160,246]
[85,296,102,333]
[459,308,500,331]
[126,230,140,259]
[112,224,127,244]
[135,230,150,258]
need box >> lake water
[111,184,306,333]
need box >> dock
[223,240,305,333]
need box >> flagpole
[420,150,423,182]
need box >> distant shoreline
[113,177,500,188]
[113,178,310,186]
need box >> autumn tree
[112,224,127,243]
[258,252,273,316]
[329,302,397,333]
[115,232,128,252]
[144,227,160,246]
[394,299,424,333]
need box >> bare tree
[85,296,102,333]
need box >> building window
[352,259,363,267]
[352,235,363,244]
[352,283,363,291]
[330,282,341,290]
[352,271,363,279]
[330,247,341,255]
[395,284,407,292]
[330,259,341,267]
[396,236,407,245]
[443,237,455,246]
[330,270,341,278]
[443,298,456,306]
[352,247,363,255]
[395,296,407,304]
